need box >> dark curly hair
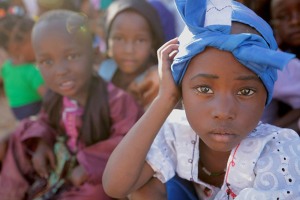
[0,14,34,50]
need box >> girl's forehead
[187,48,255,75]
[112,10,149,28]
[34,19,91,43]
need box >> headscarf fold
[171,0,295,104]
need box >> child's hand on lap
[69,165,88,187]
[32,139,56,179]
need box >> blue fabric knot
[171,0,295,105]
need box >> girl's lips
[209,132,236,143]
[59,80,75,91]
[208,128,236,142]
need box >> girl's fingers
[158,45,179,78]
[158,39,179,61]
[47,151,56,170]
[157,37,178,57]
[33,157,48,178]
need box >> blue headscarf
[171,0,295,105]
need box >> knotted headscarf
[171,0,295,105]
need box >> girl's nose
[210,94,236,120]
[55,61,68,76]
[124,41,134,53]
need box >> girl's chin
[204,141,237,153]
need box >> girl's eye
[38,59,53,67]
[237,88,255,96]
[136,38,146,43]
[195,86,213,94]
[67,53,79,60]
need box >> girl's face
[33,20,94,106]
[107,10,153,76]
[182,47,267,152]
[7,31,35,65]
[271,0,300,48]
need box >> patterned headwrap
[171,0,295,105]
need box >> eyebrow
[235,75,260,81]
[190,73,260,81]
[190,73,219,80]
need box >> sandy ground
[0,88,17,138]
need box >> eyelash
[237,88,256,96]
[38,59,53,68]
[194,86,256,96]
[195,85,213,94]
[67,53,79,60]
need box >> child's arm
[37,85,47,97]
[102,38,180,198]
[31,138,56,179]
[128,66,159,109]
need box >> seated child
[98,0,164,109]
[0,14,46,120]
[244,0,300,133]
[0,10,143,200]
[102,0,300,199]
[268,0,300,132]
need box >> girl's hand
[157,38,181,104]
[128,67,159,109]
[32,139,56,179]
[68,165,88,187]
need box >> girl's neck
[113,67,148,90]
[199,140,231,162]
[198,140,231,187]
[69,80,92,107]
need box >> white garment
[22,0,38,19]
[273,57,300,109]
[146,109,300,200]
[261,57,300,125]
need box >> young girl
[102,0,300,199]
[98,0,164,109]
[0,10,142,200]
[0,15,46,120]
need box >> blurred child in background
[0,9,142,200]
[243,0,300,133]
[98,0,164,109]
[0,15,46,121]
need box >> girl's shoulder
[165,109,190,126]
[248,122,299,141]
[158,109,196,141]
[224,123,300,198]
